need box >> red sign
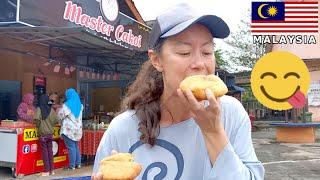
[15,127,68,176]
[63,1,142,48]
[34,76,46,86]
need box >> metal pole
[285,110,288,123]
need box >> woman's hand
[177,88,228,163]
[177,88,224,133]
[91,172,103,180]
[91,150,118,180]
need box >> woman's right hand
[91,172,103,180]
[91,150,118,180]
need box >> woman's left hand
[177,88,224,134]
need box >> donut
[99,153,142,180]
[179,74,228,100]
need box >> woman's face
[154,24,216,95]
[23,94,34,105]
[27,97,34,105]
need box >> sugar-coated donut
[99,153,142,180]
[179,74,228,100]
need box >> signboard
[0,0,17,22]
[16,126,68,176]
[15,0,150,51]
[100,0,119,22]
[23,127,60,141]
[34,76,46,87]
[33,76,46,106]
[308,81,320,107]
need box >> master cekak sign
[63,1,142,48]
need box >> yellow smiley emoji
[251,51,310,110]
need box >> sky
[133,0,252,32]
[133,0,253,71]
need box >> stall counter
[0,125,69,177]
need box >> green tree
[225,11,267,68]
[215,48,229,68]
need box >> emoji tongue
[287,90,306,108]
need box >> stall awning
[229,85,245,93]
[0,26,145,56]
[0,26,148,75]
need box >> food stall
[0,121,68,177]
[0,0,151,171]
[79,115,112,163]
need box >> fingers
[111,149,118,155]
[178,88,202,111]
[178,88,220,112]
[177,89,190,106]
[91,172,103,180]
[205,89,216,105]
[92,150,118,180]
[205,88,220,110]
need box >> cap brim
[160,15,230,39]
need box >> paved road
[1,128,320,179]
[253,129,320,180]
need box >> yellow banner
[23,128,38,141]
[23,127,61,141]
[53,127,60,139]
[36,156,67,166]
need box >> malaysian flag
[251,1,319,34]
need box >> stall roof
[0,26,148,75]
[229,85,245,93]
[0,26,144,56]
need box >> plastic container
[0,120,34,128]
[305,112,313,122]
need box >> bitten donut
[99,153,142,180]
[179,74,228,100]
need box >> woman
[34,94,58,176]
[49,92,62,112]
[93,3,264,180]
[58,88,83,170]
[17,93,36,123]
